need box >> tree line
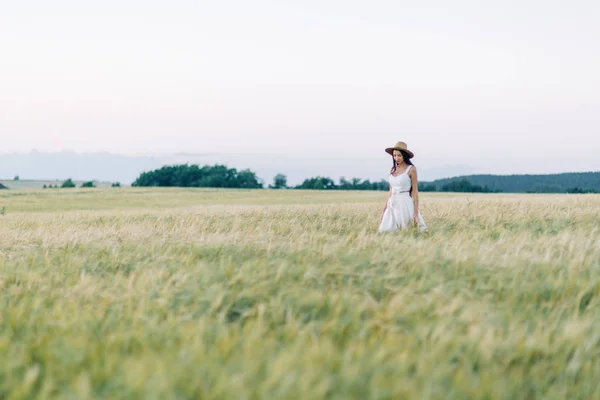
[129,164,504,192]
[33,164,595,193]
[424,172,600,193]
[132,164,262,188]
[41,179,121,189]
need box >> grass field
[1,188,599,399]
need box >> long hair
[390,150,414,175]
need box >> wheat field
[0,188,599,399]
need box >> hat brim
[385,148,414,158]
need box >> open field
[1,189,600,399]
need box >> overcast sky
[1,0,599,177]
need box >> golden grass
[1,189,599,399]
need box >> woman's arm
[409,167,420,223]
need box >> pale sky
[1,0,599,177]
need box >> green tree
[132,164,262,189]
[61,179,76,188]
[419,182,437,192]
[566,187,597,194]
[295,176,336,190]
[81,181,96,188]
[338,177,351,190]
[441,178,491,193]
[529,183,563,193]
[269,173,288,189]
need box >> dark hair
[390,150,414,175]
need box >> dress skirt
[378,192,428,232]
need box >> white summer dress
[378,165,428,232]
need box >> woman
[378,141,428,232]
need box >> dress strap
[405,165,412,174]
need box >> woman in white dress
[378,141,428,232]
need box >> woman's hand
[413,215,419,227]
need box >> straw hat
[385,141,414,158]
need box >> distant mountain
[423,172,600,193]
